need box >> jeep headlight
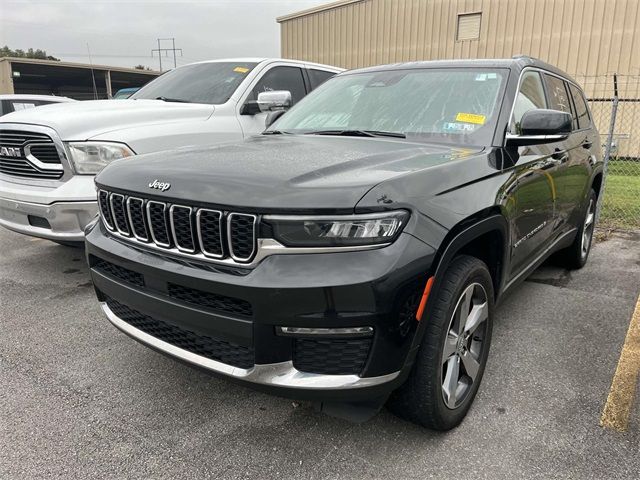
[264,210,409,247]
[67,142,135,174]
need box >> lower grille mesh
[106,297,254,369]
[168,283,253,317]
[94,259,144,287]
[293,337,372,375]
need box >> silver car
[0,58,341,245]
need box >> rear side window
[250,66,307,105]
[512,71,547,132]
[543,74,572,115]
[568,83,590,130]
[307,69,337,90]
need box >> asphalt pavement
[1,227,639,479]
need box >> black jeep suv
[86,57,602,430]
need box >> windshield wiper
[155,96,191,103]
[262,130,290,135]
[304,129,406,138]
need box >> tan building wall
[279,0,640,157]
[278,0,640,78]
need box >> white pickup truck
[0,58,341,244]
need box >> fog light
[276,326,373,337]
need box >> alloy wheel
[441,282,489,409]
[581,198,595,258]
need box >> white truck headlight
[67,142,135,174]
[264,210,409,247]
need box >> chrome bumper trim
[276,326,374,338]
[101,302,399,390]
[0,196,98,241]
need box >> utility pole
[151,38,182,72]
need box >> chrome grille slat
[126,197,149,242]
[170,205,196,253]
[0,128,63,179]
[197,209,224,258]
[146,201,171,248]
[110,193,131,236]
[98,190,114,230]
[27,145,60,163]
[227,213,257,262]
[0,163,62,178]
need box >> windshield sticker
[443,122,476,132]
[233,67,250,73]
[455,112,486,125]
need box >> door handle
[552,148,569,163]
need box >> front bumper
[0,175,97,241]
[103,301,400,391]
[86,222,436,401]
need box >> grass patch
[600,173,640,229]
[607,159,640,176]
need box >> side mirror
[257,90,292,112]
[265,110,286,129]
[506,109,572,146]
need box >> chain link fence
[574,73,640,231]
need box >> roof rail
[512,54,540,61]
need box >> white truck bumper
[0,175,97,242]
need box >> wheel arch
[430,209,509,301]
[591,171,603,198]
[399,209,509,382]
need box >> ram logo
[0,146,21,157]
[148,179,171,192]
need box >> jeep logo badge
[0,146,21,157]
[148,179,171,192]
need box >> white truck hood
[0,99,215,141]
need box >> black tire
[554,189,597,270]
[388,255,494,430]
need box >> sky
[0,0,328,70]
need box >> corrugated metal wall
[279,0,640,77]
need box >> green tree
[0,45,59,61]
[134,64,152,70]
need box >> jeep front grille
[0,129,63,179]
[98,189,257,264]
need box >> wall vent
[457,12,482,41]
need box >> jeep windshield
[131,62,257,105]
[270,68,508,146]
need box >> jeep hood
[0,99,214,141]
[96,135,483,212]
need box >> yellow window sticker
[455,113,486,125]
[233,67,250,73]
